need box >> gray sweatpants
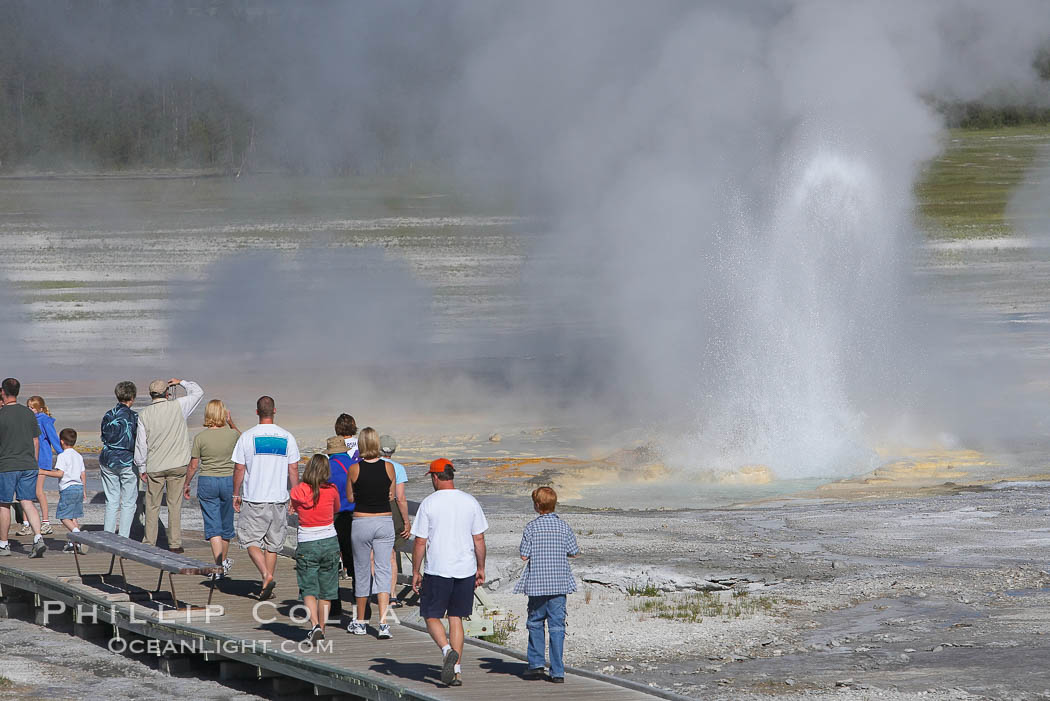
[350,515,395,598]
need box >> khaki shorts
[237,501,289,553]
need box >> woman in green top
[184,399,240,577]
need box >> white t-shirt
[232,423,301,503]
[411,489,488,579]
[55,448,85,490]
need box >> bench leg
[118,557,128,586]
[207,574,216,607]
[106,553,116,577]
[72,545,83,579]
[168,572,179,609]
[156,569,165,596]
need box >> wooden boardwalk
[0,528,676,701]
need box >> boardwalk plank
[0,529,672,701]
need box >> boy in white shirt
[39,428,87,553]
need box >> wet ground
[1,476,1050,699]
[478,484,1050,700]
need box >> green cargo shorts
[295,536,341,600]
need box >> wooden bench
[68,531,222,611]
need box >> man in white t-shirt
[411,458,487,687]
[232,395,300,600]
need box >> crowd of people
[0,376,582,687]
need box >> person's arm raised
[174,379,204,418]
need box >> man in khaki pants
[134,378,203,553]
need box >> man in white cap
[134,378,203,552]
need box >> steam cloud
[8,1,1050,477]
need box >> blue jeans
[527,594,567,678]
[100,464,138,538]
[197,475,235,541]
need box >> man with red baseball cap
[411,458,488,687]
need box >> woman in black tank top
[351,458,393,514]
[347,428,396,637]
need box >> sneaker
[308,625,325,644]
[39,521,53,535]
[29,539,46,558]
[222,558,234,576]
[0,544,11,557]
[77,543,88,554]
[62,541,75,553]
[377,623,392,639]
[523,668,546,680]
[15,524,31,536]
[547,676,565,684]
[348,620,367,635]
[441,648,459,685]
[211,571,225,581]
[449,676,463,687]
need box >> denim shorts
[197,475,235,541]
[295,536,341,600]
[56,485,84,520]
[0,469,38,503]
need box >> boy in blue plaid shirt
[514,487,580,683]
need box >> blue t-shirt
[36,413,61,470]
[328,452,358,513]
[388,458,407,485]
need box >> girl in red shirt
[291,454,341,643]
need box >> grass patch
[916,124,1050,239]
[626,581,662,597]
[482,613,518,646]
[631,590,774,623]
[0,675,12,688]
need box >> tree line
[0,1,1047,174]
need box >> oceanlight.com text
[107,637,333,656]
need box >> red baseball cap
[428,458,453,474]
